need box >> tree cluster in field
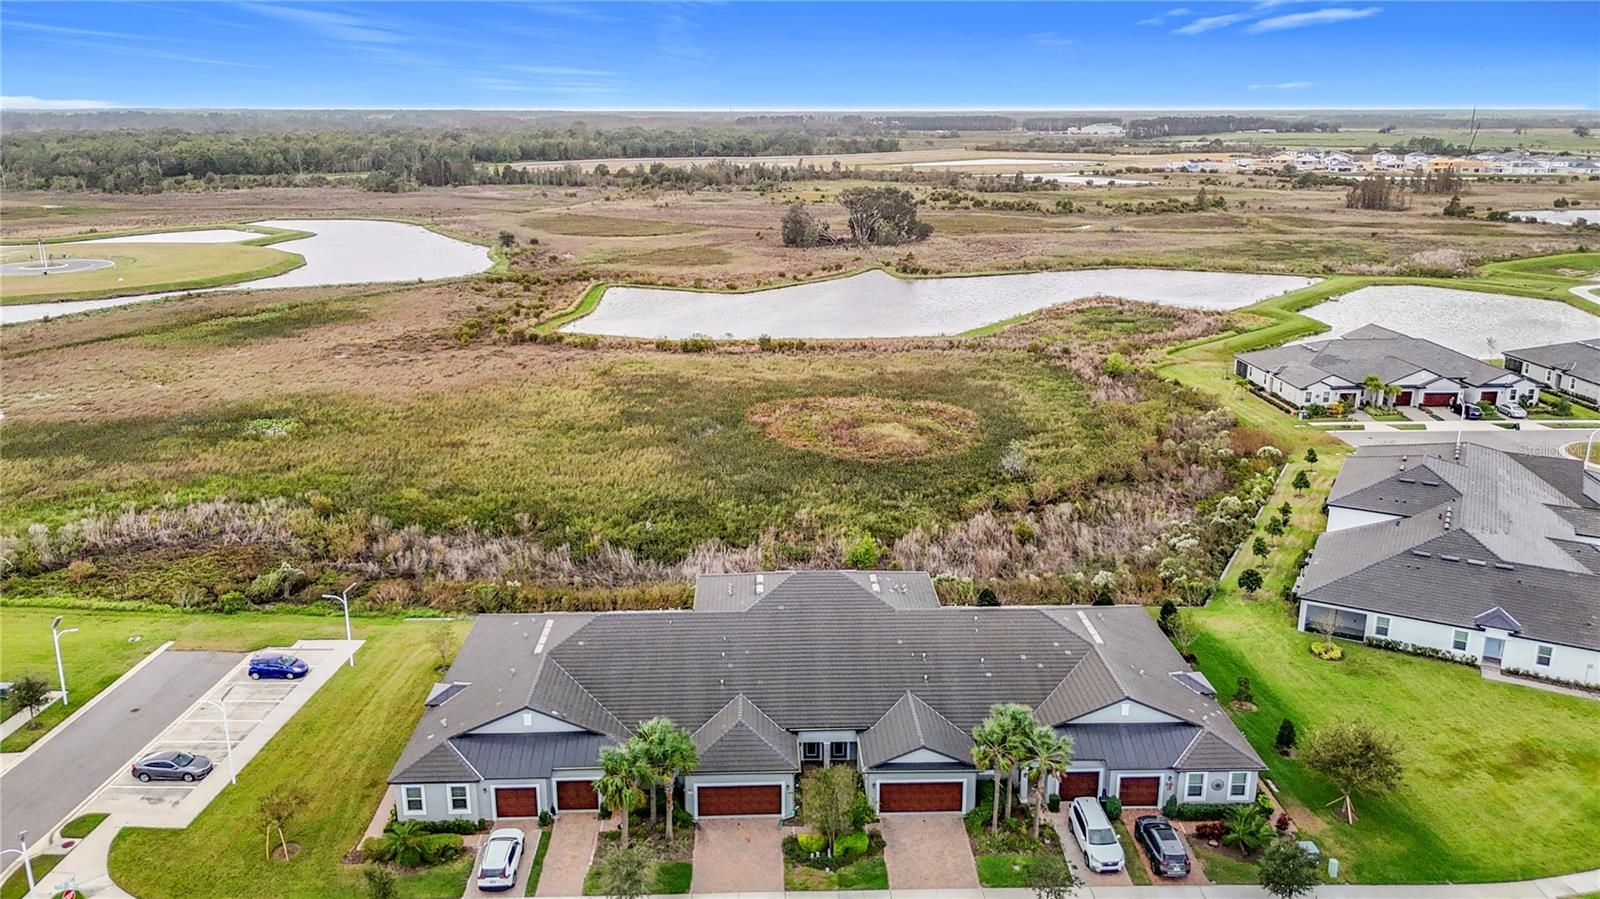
[1105,187,1229,215]
[0,126,901,193]
[781,187,932,247]
[1345,175,1408,211]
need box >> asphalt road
[1338,425,1595,456]
[0,650,242,849]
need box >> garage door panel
[1422,392,1455,406]
[1058,771,1101,800]
[698,784,781,816]
[880,781,963,813]
[556,779,599,810]
[495,786,540,818]
[1117,777,1160,807]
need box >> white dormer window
[522,712,534,727]
[1119,702,1131,717]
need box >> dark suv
[1133,815,1191,878]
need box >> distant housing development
[1505,339,1600,404]
[1296,443,1600,687]
[388,571,1264,822]
[1233,324,1540,412]
[1168,148,1600,177]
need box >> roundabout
[0,256,116,277]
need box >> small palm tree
[970,719,1007,835]
[993,703,1036,822]
[632,718,673,830]
[1024,727,1074,839]
[596,744,648,848]
[654,724,698,840]
[1220,804,1275,856]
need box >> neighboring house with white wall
[389,571,1264,823]
[1295,443,1600,687]
[1235,324,1539,412]
[1504,338,1600,404]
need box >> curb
[4,641,175,767]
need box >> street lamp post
[194,698,237,785]
[50,616,79,707]
[0,832,37,894]
[1583,427,1600,471]
[321,581,360,668]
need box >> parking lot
[77,640,357,828]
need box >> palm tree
[993,704,1036,822]
[1024,727,1074,840]
[969,718,1007,835]
[1362,375,1384,408]
[654,724,698,840]
[632,718,674,830]
[596,744,647,848]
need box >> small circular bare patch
[748,396,979,461]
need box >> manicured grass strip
[1188,840,1260,884]
[975,854,1048,888]
[655,860,693,894]
[0,244,305,305]
[0,223,300,246]
[0,854,63,899]
[538,280,607,332]
[60,812,109,840]
[524,828,552,896]
[1113,820,1152,886]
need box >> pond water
[564,268,1318,339]
[1508,209,1600,226]
[2,219,493,326]
[78,228,264,244]
[892,157,1090,168]
[1297,285,1600,357]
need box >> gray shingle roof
[1505,339,1600,384]
[859,691,975,768]
[694,570,940,612]
[393,741,478,784]
[692,695,799,772]
[1238,324,1519,389]
[1176,731,1264,771]
[391,571,1266,784]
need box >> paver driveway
[690,818,782,892]
[535,813,601,896]
[464,821,543,898]
[880,814,978,888]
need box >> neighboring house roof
[1064,724,1199,771]
[1301,443,1600,652]
[859,691,975,768]
[453,732,615,780]
[692,694,800,773]
[1237,324,1519,390]
[1505,339,1600,384]
[390,571,1265,784]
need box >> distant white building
[1372,151,1404,170]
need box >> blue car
[249,653,309,680]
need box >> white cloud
[0,95,117,110]
[1174,13,1249,34]
[1248,6,1381,32]
[1030,31,1076,46]
[508,65,617,77]
[1248,81,1313,90]
[1167,7,1193,15]
[244,5,411,44]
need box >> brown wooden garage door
[697,785,782,816]
[1479,391,1498,404]
[1117,777,1161,807]
[1395,391,1413,406]
[879,781,963,813]
[494,786,540,818]
[1422,392,1456,407]
[556,779,599,810]
[1058,771,1101,800]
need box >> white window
[1452,630,1469,652]
[1229,772,1249,798]
[521,712,535,727]
[801,742,822,761]
[448,784,470,814]
[1374,616,1390,637]
[1536,645,1553,667]
[1185,772,1205,799]
[402,786,425,815]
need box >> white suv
[1068,796,1125,874]
[475,827,525,892]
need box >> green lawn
[60,812,109,840]
[106,613,469,898]
[583,859,695,895]
[1192,461,1600,883]
[0,607,381,752]
[1112,820,1152,886]
[524,828,552,896]
[1188,840,1261,884]
[974,854,1060,888]
[0,854,63,899]
[786,857,888,891]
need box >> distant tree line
[0,126,902,193]
[1123,116,1339,139]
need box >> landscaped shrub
[834,831,869,859]
[1364,637,1476,667]
[1309,641,1343,661]
[413,818,488,835]
[1166,802,1238,821]
[1047,794,1061,813]
[539,811,553,828]
[363,865,397,899]
[1194,821,1226,841]
[1234,676,1255,704]
[1502,667,1600,695]
[1101,796,1122,818]
[796,832,827,854]
[1276,719,1298,755]
[362,823,462,867]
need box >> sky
[1,1,1596,111]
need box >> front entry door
[1483,637,1504,663]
